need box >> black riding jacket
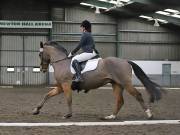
[71,32,96,55]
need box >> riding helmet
[80,20,91,32]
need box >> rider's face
[80,26,85,32]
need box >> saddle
[79,55,100,71]
[70,55,101,74]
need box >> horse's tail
[128,60,162,103]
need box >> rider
[68,20,99,82]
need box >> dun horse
[33,41,162,120]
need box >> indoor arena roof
[78,0,180,28]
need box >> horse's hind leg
[125,83,153,119]
[104,83,124,120]
[32,86,63,115]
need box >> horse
[32,41,162,120]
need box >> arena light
[80,2,107,11]
[81,0,131,13]
[139,15,153,20]
[120,0,131,2]
[98,0,130,3]
[105,6,117,11]
[171,14,180,18]
[157,19,168,24]
[109,0,117,4]
[164,9,180,14]
[80,2,94,7]
[116,0,124,7]
[139,15,168,26]
[98,0,108,2]
[108,0,124,6]
[156,11,170,16]
[97,6,108,10]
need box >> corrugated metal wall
[117,18,180,60]
[117,18,180,87]
[0,0,49,85]
[0,35,48,85]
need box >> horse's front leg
[61,82,72,119]
[32,86,63,115]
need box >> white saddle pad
[70,58,102,74]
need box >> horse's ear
[40,42,44,48]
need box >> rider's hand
[68,52,72,58]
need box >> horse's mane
[45,41,68,55]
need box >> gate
[162,64,171,86]
[0,35,47,86]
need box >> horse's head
[39,42,50,73]
[39,41,68,72]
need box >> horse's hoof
[84,89,90,93]
[32,108,40,115]
[62,113,72,119]
[103,114,116,120]
[145,109,153,120]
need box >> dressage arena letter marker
[0,120,179,127]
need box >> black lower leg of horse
[32,95,49,115]
[135,92,148,111]
[37,95,49,110]
[126,84,153,119]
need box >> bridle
[50,57,70,65]
[39,45,71,70]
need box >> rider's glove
[68,52,72,58]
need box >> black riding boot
[72,60,83,82]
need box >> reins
[50,57,71,65]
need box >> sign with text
[0,20,52,28]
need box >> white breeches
[72,51,97,63]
